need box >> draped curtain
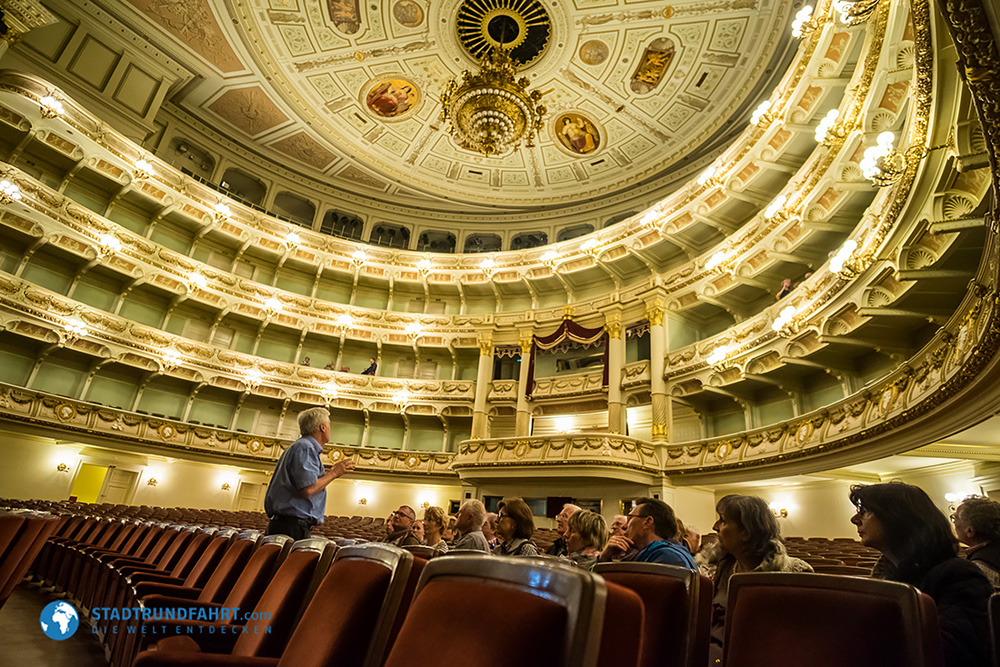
[526,319,608,398]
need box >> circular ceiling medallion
[553,112,601,156]
[579,40,609,66]
[364,78,421,119]
[393,0,424,27]
[457,0,551,66]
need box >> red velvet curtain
[526,319,608,398]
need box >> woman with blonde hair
[422,505,448,552]
[565,510,609,570]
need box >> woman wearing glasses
[493,497,539,557]
[849,482,991,667]
[422,505,449,553]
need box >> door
[71,463,109,503]
[98,466,139,504]
[234,482,263,511]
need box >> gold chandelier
[440,46,546,156]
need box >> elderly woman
[422,505,448,552]
[701,494,812,663]
[850,482,992,667]
[493,497,539,557]
[565,510,609,570]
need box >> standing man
[545,504,581,556]
[452,499,490,552]
[381,505,420,547]
[264,406,355,540]
[600,497,695,569]
[954,496,1000,587]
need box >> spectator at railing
[361,357,378,375]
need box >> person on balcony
[361,357,377,375]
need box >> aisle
[0,584,107,667]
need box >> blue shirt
[629,539,697,569]
[264,436,326,524]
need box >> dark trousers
[266,515,313,541]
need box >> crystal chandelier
[440,46,546,156]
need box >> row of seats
[10,503,973,667]
[0,509,61,610]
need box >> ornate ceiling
[102,0,796,212]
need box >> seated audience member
[610,514,628,537]
[443,515,458,544]
[546,503,582,556]
[412,519,425,544]
[451,499,490,551]
[494,498,539,557]
[380,505,420,547]
[483,512,499,548]
[324,361,335,370]
[301,356,311,366]
[422,505,449,553]
[953,496,1000,588]
[361,357,378,375]
[565,510,609,570]
[850,482,992,667]
[601,497,695,569]
[776,278,793,299]
[683,525,702,555]
[701,494,812,664]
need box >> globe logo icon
[39,600,79,641]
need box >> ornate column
[646,303,669,443]
[605,313,625,434]
[515,337,532,436]
[471,339,493,438]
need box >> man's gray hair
[564,503,582,514]
[461,499,487,526]
[298,407,330,437]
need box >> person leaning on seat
[600,497,696,569]
[264,406,355,540]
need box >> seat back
[383,555,606,667]
[989,592,1000,667]
[232,537,333,658]
[597,581,645,667]
[178,529,234,589]
[0,512,60,607]
[594,562,709,667]
[725,572,945,667]
[196,532,261,603]
[278,543,412,667]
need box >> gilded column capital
[645,306,665,327]
[605,321,623,339]
[520,338,533,354]
[478,340,494,356]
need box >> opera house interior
[0,0,999,661]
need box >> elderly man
[451,499,490,552]
[264,406,355,540]
[600,497,695,569]
[381,505,420,547]
[954,496,1000,587]
[545,503,581,556]
[610,514,628,537]
[483,512,499,548]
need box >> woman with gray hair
[701,494,812,663]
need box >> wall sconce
[791,5,819,37]
[540,250,559,267]
[147,478,158,487]
[284,231,300,251]
[244,370,263,392]
[39,94,64,118]
[352,249,368,268]
[321,380,339,405]
[750,100,773,126]
[393,388,411,409]
[764,194,788,220]
[769,502,788,518]
[0,179,23,205]
[97,233,122,257]
[860,132,906,186]
[264,297,283,317]
[421,501,430,509]
[358,497,367,505]
[221,483,231,491]
[133,159,154,180]
[829,239,859,277]
[56,463,70,473]
[834,0,879,25]
[771,305,798,335]
[706,344,732,367]
[479,256,496,278]
[580,238,599,257]
[417,258,432,276]
[697,164,719,187]
[213,202,232,221]
[335,313,355,332]
[814,109,845,145]
[162,348,182,372]
[63,319,88,343]
[405,321,423,341]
